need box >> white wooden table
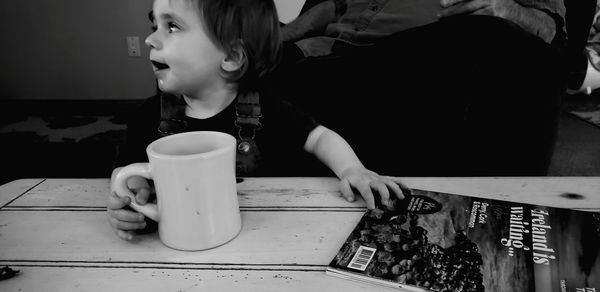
[0,177,599,291]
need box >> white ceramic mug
[111,131,241,251]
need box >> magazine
[326,188,600,292]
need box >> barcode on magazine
[347,245,377,271]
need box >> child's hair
[192,0,281,93]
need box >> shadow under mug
[112,131,242,251]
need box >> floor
[0,100,134,185]
[548,94,600,176]
[0,97,599,185]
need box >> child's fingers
[108,215,147,231]
[108,208,145,223]
[339,178,355,202]
[373,181,391,206]
[356,183,376,210]
[384,176,412,196]
[107,192,130,210]
[383,178,405,200]
[115,229,134,241]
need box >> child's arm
[304,125,408,209]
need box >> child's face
[146,0,226,97]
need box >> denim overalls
[157,92,263,176]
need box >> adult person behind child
[267,0,568,176]
[107,0,408,241]
[276,0,563,64]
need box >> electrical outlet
[126,36,141,57]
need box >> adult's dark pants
[268,15,565,176]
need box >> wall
[0,0,155,100]
[273,0,305,24]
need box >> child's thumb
[135,188,151,205]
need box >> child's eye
[167,22,181,33]
[151,25,157,32]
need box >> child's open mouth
[151,60,169,71]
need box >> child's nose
[145,33,160,50]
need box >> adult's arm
[281,0,346,42]
[438,0,563,44]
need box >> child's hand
[106,186,156,240]
[338,166,409,209]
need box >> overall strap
[234,91,262,154]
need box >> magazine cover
[327,189,600,292]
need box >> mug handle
[111,163,159,221]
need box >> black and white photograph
[0,0,599,291]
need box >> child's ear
[221,41,246,73]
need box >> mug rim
[146,131,236,160]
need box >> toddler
[107,0,407,240]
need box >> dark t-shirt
[115,92,332,176]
